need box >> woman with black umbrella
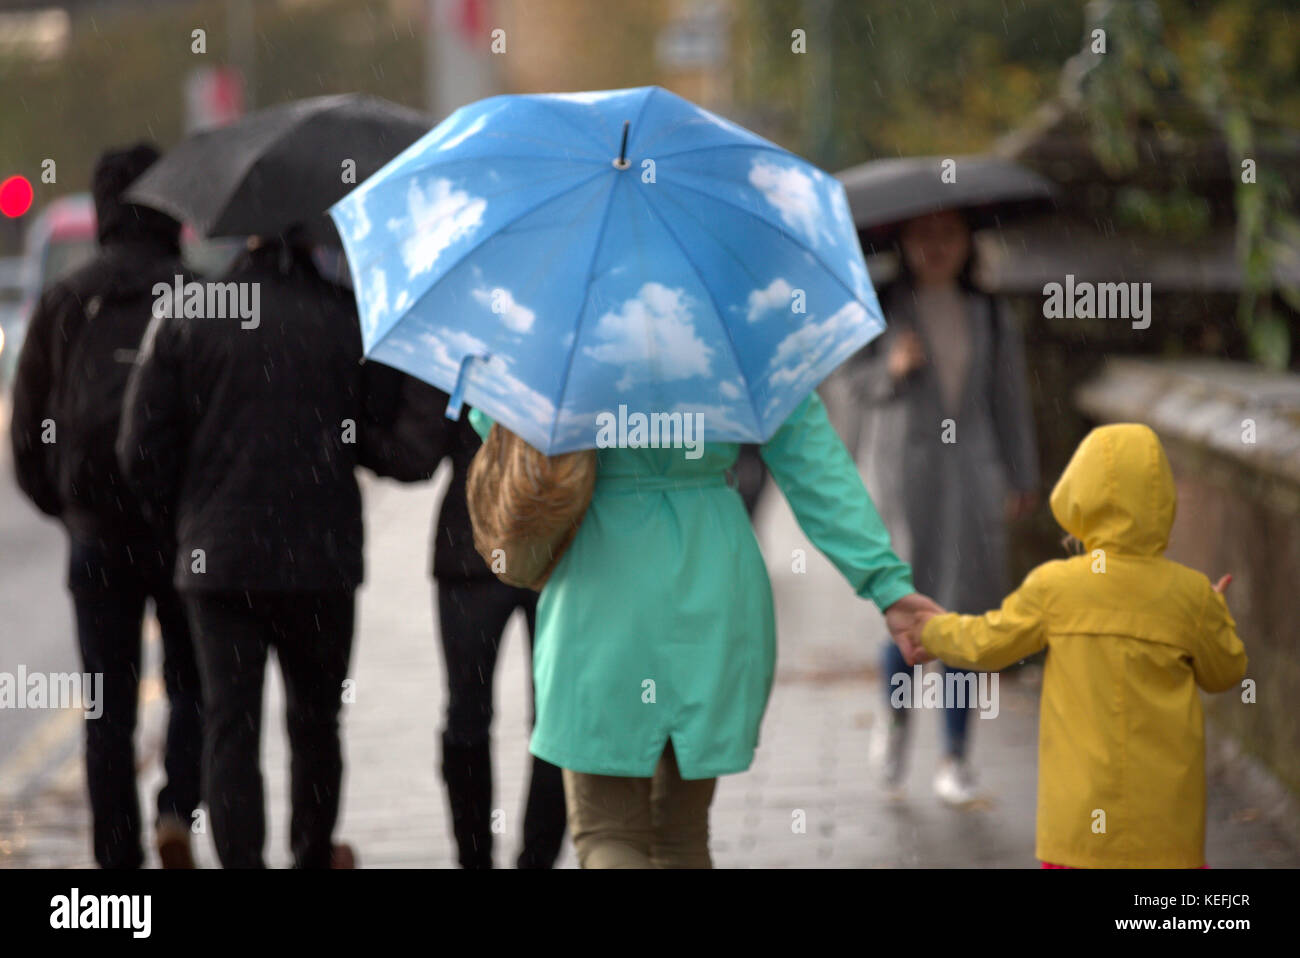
[845,206,1039,805]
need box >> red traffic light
[1,175,34,218]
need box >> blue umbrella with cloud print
[329,85,885,455]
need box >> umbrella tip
[613,120,631,170]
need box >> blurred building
[492,0,734,111]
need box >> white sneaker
[933,757,978,806]
[870,717,908,792]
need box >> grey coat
[840,285,1038,614]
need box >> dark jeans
[882,640,976,759]
[67,535,202,870]
[185,590,354,869]
[436,577,566,868]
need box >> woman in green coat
[470,391,939,868]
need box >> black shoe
[515,755,566,869]
[440,738,494,869]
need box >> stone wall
[1076,358,1300,797]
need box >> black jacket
[117,242,403,593]
[368,376,494,581]
[430,395,494,581]
[10,146,185,544]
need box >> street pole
[226,0,254,110]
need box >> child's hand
[1213,574,1232,595]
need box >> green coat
[470,392,913,779]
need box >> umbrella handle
[446,353,486,421]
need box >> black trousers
[436,577,566,868]
[185,590,354,869]
[68,535,202,870]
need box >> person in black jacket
[384,380,567,868]
[9,143,203,869]
[117,228,396,869]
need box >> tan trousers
[562,742,717,868]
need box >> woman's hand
[884,592,945,665]
[887,329,927,382]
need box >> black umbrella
[126,93,431,245]
[836,154,1057,251]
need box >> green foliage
[736,0,1298,370]
[1114,185,1211,236]
[1192,19,1300,369]
[735,0,1084,167]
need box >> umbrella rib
[347,155,606,229]
[360,168,611,363]
[520,96,618,154]
[544,176,620,453]
[637,139,798,164]
[546,90,660,452]
[635,189,765,438]
[653,184,775,294]
[663,177,871,314]
[208,104,335,235]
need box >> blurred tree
[734,0,1084,167]
[735,0,1300,369]
[1071,0,1299,368]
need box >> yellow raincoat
[920,424,1247,867]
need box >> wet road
[0,399,77,768]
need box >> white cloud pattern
[472,286,536,333]
[746,277,794,323]
[584,282,714,391]
[749,160,823,244]
[400,178,486,279]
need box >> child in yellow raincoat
[916,423,1247,868]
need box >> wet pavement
[2,465,1298,868]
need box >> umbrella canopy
[837,154,1057,249]
[330,85,885,455]
[126,94,430,244]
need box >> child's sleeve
[920,567,1050,671]
[1192,588,1247,693]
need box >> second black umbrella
[126,93,431,244]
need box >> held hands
[884,592,946,666]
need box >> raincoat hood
[92,142,181,253]
[1049,423,1175,557]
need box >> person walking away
[118,229,394,868]
[845,208,1039,804]
[10,143,203,868]
[913,424,1247,867]
[379,378,567,868]
[470,392,941,868]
